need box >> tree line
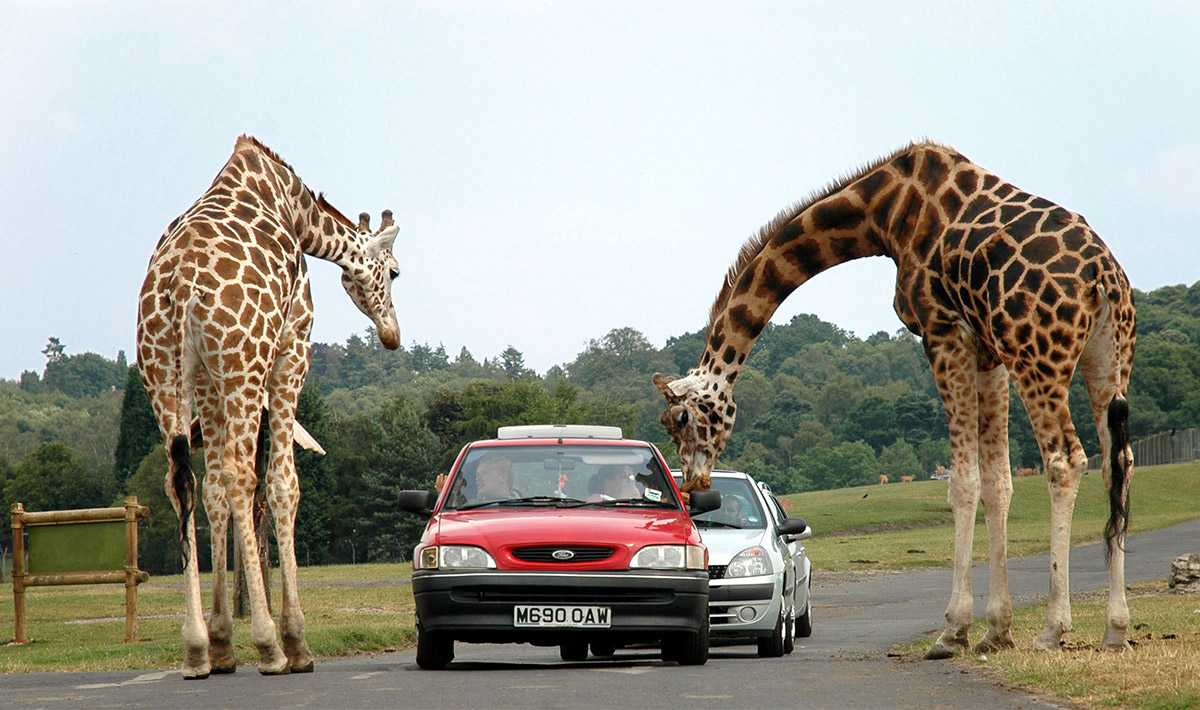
[1,280,1197,572]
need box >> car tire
[757,609,786,658]
[783,610,795,655]
[560,640,589,662]
[663,620,709,666]
[590,640,617,658]
[795,596,813,638]
[415,625,454,670]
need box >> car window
[444,445,678,509]
[674,476,767,530]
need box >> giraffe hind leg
[1078,308,1133,651]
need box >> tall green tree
[114,366,160,487]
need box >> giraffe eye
[675,410,689,427]
[389,267,400,281]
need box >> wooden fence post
[124,496,139,643]
[11,502,27,644]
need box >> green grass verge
[895,581,1200,710]
[781,462,1200,571]
[0,563,415,673]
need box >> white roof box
[496,424,624,440]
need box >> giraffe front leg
[923,329,982,660]
[974,364,1015,654]
[269,457,314,672]
[228,459,289,675]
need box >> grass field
[782,462,1200,571]
[0,563,415,673]
[897,581,1200,710]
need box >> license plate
[513,605,611,628]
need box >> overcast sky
[2,2,1197,379]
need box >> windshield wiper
[455,496,586,510]
[695,519,742,529]
[567,497,677,509]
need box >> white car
[673,470,813,656]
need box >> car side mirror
[688,489,722,514]
[778,517,811,539]
[398,489,438,515]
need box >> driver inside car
[471,454,516,503]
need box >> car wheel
[590,640,617,658]
[415,624,454,670]
[795,595,813,638]
[560,640,589,662]
[757,608,785,658]
[663,620,709,666]
[783,610,795,655]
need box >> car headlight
[630,544,707,570]
[414,545,496,570]
[726,546,772,578]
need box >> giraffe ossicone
[137,135,401,678]
[656,140,1136,657]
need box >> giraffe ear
[653,373,697,400]
[365,225,399,259]
[652,373,678,399]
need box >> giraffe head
[652,372,735,491]
[341,210,402,350]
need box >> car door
[755,482,794,616]
[764,488,806,610]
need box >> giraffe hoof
[210,663,237,674]
[181,664,211,680]
[973,634,1015,654]
[1032,634,1064,652]
[924,639,966,660]
[289,658,315,673]
[1101,628,1130,651]
[257,655,291,676]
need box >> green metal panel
[27,521,126,574]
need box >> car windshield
[444,445,680,510]
[675,476,767,530]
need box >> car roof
[469,438,655,448]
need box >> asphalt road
[4,519,1197,710]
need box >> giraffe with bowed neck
[137,136,402,678]
[655,141,1136,659]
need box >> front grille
[513,546,614,563]
[452,586,674,605]
[708,565,727,580]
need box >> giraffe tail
[169,432,194,568]
[1104,393,1132,562]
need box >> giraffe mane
[316,193,357,229]
[705,139,947,332]
[235,135,358,230]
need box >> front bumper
[707,573,781,635]
[413,569,709,644]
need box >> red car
[399,424,721,669]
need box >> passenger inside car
[588,464,642,500]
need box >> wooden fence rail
[1086,427,1200,470]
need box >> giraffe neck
[696,145,955,386]
[225,139,366,269]
[296,196,366,267]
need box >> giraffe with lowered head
[654,141,1135,658]
[137,136,402,678]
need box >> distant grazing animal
[879,474,890,485]
[899,475,915,483]
[1016,467,1039,477]
[653,141,1135,660]
[137,136,402,679]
